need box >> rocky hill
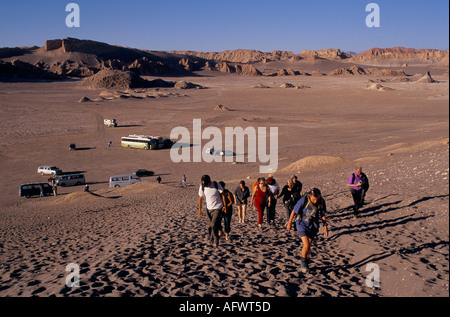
[0,38,448,81]
[351,47,449,66]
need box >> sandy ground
[0,69,448,298]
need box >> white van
[109,174,141,188]
[54,173,86,187]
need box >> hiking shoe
[300,258,309,273]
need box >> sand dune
[281,156,350,173]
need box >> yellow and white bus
[121,135,158,150]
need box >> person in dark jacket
[278,179,301,224]
[234,181,250,223]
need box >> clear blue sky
[0,0,448,53]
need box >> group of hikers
[198,166,369,273]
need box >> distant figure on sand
[198,175,226,248]
[250,178,272,229]
[156,176,162,184]
[219,181,235,241]
[182,174,187,187]
[287,188,329,273]
[347,166,370,217]
[234,181,250,223]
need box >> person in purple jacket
[347,166,370,216]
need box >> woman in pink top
[250,178,272,228]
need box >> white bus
[121,135,159,150]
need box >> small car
[133,169,155,177]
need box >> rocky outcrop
[299,49,351,60]
[209,61,261,76]
[178,58,201,71]
[352,47,449,63]
[328,65,407,76]
[79,69,175,89]
[174,80,204,89]
[173,48,352,64]
[365,68,407,76]
[0,59,62,81]
[416,71,438,83]
[172,49,283,64]
[328,65,366,76]
[128,57,171,76]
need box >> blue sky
[0,0,448,53]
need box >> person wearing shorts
[287,188,329,273]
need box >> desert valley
[0,38,448,298]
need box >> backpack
[352,172,370,191]
[294,195,324,223]
[287,191,301,211]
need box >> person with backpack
[219,181,235,241]
[287,188,329,273]
[347,166,370,216]
[198,175,226,248]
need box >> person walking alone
[347,166,369,217]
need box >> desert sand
[0,41,448,298]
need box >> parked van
[109,174,141,188]
[19,183,53,198]
[54,173,86,187]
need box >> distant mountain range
[1,37,448,81]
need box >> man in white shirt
[198,175,226,248]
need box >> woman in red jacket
[250,178,272,228]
